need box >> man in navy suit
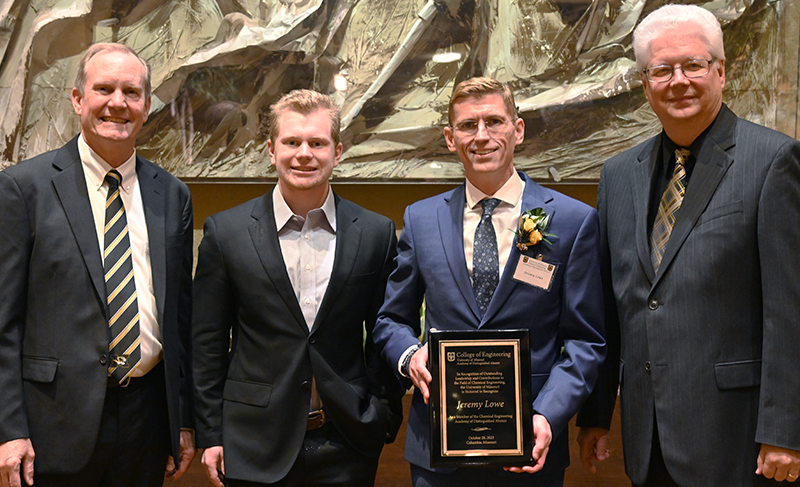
[0,43,194,487]
[577,4,800,486]
[373,77,606,486]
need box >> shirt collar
[273,184,337,233]
[465,171,524,210]
[78,134,138,192]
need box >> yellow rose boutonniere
[514,208,556,251]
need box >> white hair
[633,4,725,72]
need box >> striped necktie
[473,198,501,315]
[650,148,690,273]
[104,170,141,384]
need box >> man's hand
[201,446,225,487]
[408,343,433,404]
[0,439,34,487]
[165,430,196,481]
[756,444,800,482]
[504,414,552,474]
[576,427,611,473]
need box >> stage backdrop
[0,0,798,181]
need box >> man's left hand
[504,414,552,474]
[756,444,800,482]
[165,430,196,481]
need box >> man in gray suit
[576,4,800,486]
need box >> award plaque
[428,329,533,468]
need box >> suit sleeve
[755,138,800,450]
[373,206,426,375]
[177,188,195,429]
[192,215,235,448]
[0,172,32,443]
[363,218,406,442]
[532,205,606,434]
[576,165,621,430]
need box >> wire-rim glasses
[643,59,715,83]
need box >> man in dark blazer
[373,77,606,487]
[577,4,800,486]
[0,43,194,487]
[192,89,404,487]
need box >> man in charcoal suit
[0,43,194,487]
[193,89,404,487]
[577,4,800,486]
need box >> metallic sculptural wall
[0,0,798,181]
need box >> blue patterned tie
[473,198,501,315]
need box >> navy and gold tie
[473,198,501,315]
[104,170,141,384]
[650,148,690,273]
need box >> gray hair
[74,43,151,98]
[633,4,725,72]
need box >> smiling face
[268,108,342,206]
[71,50,150,167]
[444,93,524,195]
[642,31,725,145]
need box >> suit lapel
[50,139,107,315]
[633,138,660,283]
[481,173,554,325]
[651,110,736,290]
[312,194,359,333]
[249,191,307,332]
[439,185,482,321]
[137,159,166,322]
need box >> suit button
[301,381,311,390]
[645,361,651,372]
[648,299,659,310]
[309,337,316,344]
[100,355,108,365]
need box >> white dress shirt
[273,184,336,410]
[79,135,161,377]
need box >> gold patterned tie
[650,148,690,273]
[104,170,141,384]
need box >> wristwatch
[400,344,422,377]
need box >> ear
[444,126,456,152]
[267,139,276,166]
[513,117,524,146]
[641,74,654,106]
[717,59,726,89]
[143,95,151,123]
[71,87,83,115]
[333,142,342,168]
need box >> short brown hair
[268,89,341,146]
[448,77,518,126]
[74,43,151,98]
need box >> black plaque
[429,329,533,468]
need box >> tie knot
[105,170,122,190]
[480,198,501,217]
[675,148,690,166]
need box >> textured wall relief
[0,0,797,180]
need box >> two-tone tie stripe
[104,170,141,384]
[650,148,690,273]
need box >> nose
[474,119,491,140]
[297,142,312,158]
[671,66,690,84]
[108,89,127,107]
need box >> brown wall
[187,181,598,230]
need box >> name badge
[513,255,557,291]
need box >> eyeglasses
[451,117,514,136]
[643,59,715,83]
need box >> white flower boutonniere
[514,208,556,251]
